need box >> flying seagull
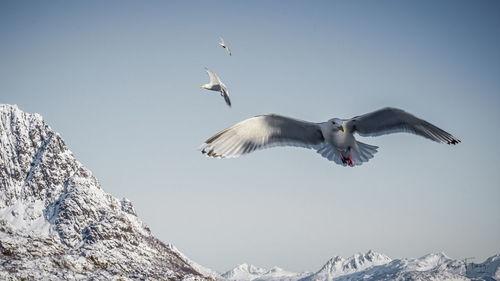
[200,67,231,107]
[219,37,231,56]
[200,107,460,166]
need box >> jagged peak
[324,250,391,267]
[0,103,43,122]
[313,250,392,280]
[0,103,20,111]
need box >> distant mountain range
[0,104,498,281]
[220,250,500,281]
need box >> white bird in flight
[219,37,231,56]
[200,67,231,107]
[200,107,460,166]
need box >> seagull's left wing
[200,114,325,158]
[348,107,460,145]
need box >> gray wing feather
[349,107,460,145]
[221,86,231,107]
[200,115,325,158]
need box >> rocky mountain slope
[0,104,210,280]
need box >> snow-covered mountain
[302,250,392,281]
[0,104,210,280]
[221,251,500,281]
[222,263,311,281]
[466,254,500,281]
[300,251,500,281]
[222,263,268,280]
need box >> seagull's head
[328,118,345,132]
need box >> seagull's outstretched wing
[200,115,325,158]
[348,107,460,145]
[221,85,231,107]
[205,67,221,84]
[226,46,231,56]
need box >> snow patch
[0,199,53,237]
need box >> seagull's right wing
[226,46,231,56]
[205,68,221,84]
[220,37,225,46]
[200,115,325,158]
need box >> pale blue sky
[1,0,499,273]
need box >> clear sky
[1,0,499,273]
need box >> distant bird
[219,37,231,56]
[200,107,460,166]
[200,67,231,107]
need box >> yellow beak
[200,85,203,88]
[340,126,345,132]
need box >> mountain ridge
[221,251,500,281]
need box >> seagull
[200,107,460,166]
[200,67,231,107]
[219,37,231,56]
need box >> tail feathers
[351,141,378,166]
[316,143,344,165]
[315,141,378,167]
